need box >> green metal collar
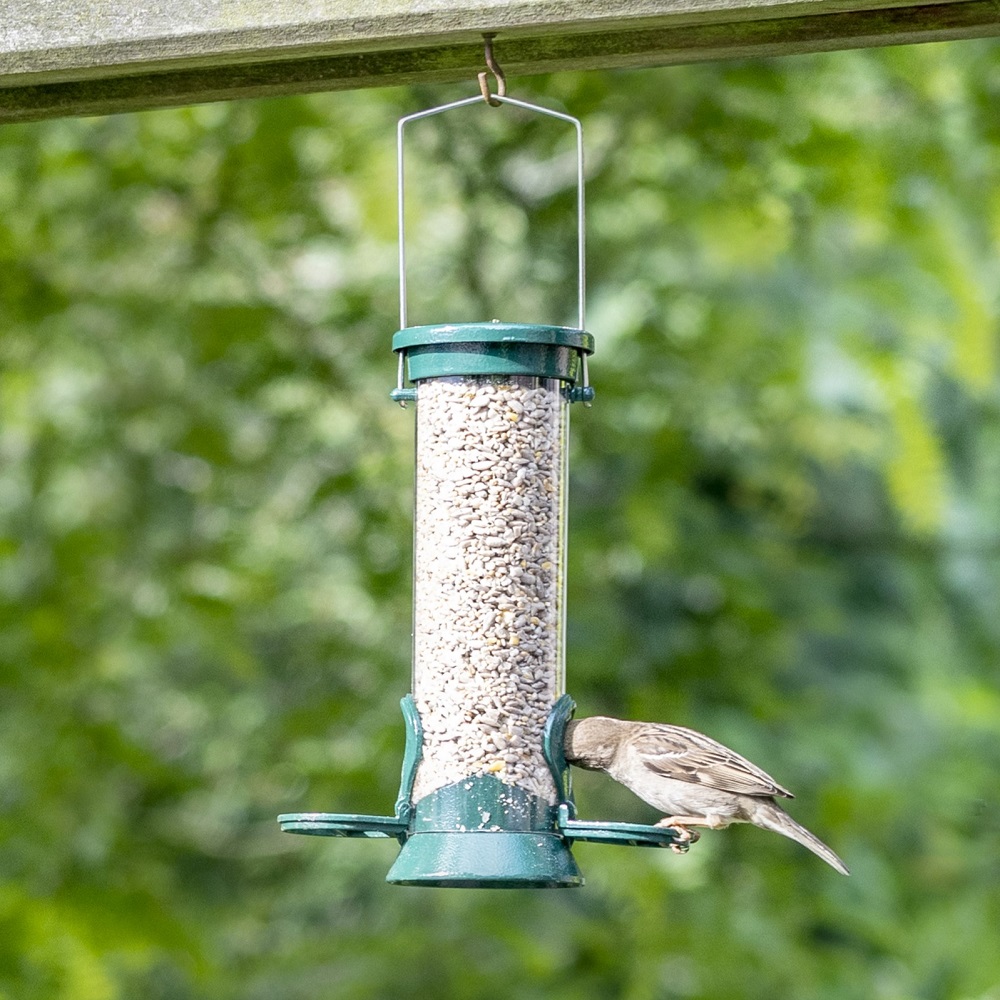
[392,321,594,385]
[393,322,594,353]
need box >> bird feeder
[279,60,686,886]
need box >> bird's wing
[631,724,794,799]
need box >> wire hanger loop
[395,36,586,333]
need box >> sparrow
[564,715,849,875]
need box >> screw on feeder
[279,61,691,886]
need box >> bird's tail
[752,801,850,875]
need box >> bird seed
[411,377,567,804]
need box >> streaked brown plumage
[564,715,849,875]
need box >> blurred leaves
[2,38,1000,1000]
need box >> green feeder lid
[393,322,594,383]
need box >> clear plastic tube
[411,376,568,804]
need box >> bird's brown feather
[631,724,794,799]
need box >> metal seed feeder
[279,42,685,886]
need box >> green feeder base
[278,693,688,887]
[385,775,583,888]
[386,829,582,888]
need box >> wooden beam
[1,1,998,123]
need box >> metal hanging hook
[477,34,506,106]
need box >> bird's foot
[655,820,701,854]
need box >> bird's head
[563,716,628,771]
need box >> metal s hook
[477,34,506,106]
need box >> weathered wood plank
[1,1,998,123]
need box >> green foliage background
[2,38,1000,1000]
